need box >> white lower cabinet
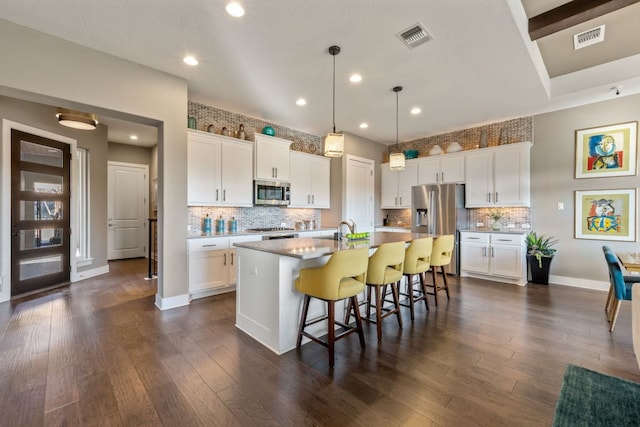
[188,235,261,299]
[460,231,526,286]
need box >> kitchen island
[233,232,433,354]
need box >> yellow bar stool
[295,247,369,367]
[427,235,455,306]
[363,241,406,341]
[400,237,433,320]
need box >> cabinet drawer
[188,237,230,252]
[490,234,522,245]
[460,232,489,243]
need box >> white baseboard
[155,293,190,310]
[548,274,609,292]
[73,265,109,282]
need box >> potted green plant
[525,231,557,285]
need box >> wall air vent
[396,23,433,49]
[573,25,605,50]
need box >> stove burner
[246,227,295,232]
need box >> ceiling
[1,0,640,147]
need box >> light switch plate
[476,222,484,227]
[522,223,531,229]
[507,223,515,229]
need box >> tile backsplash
[189,206,322,233]
[382,207,532,230]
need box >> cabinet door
[464,151,493,207]
[188,249,228,292]
[380,164,399,208]
[221,141,253,206]
[187,135,221,205]
[490,244,523,279]
[254,141,275,181]
[396,161,418,208]
[289,152,312,207]
[460,242,489,274]
[228,249,237,285]
[310,155,331,208]
[440,155,465,183]
[494,147,530,206]
[417,157,440,184]
[270,140,291,181]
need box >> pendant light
[389,86,405,171]
[324,45,344,158]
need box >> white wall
[532,92,640,289]
[0,19,189,306]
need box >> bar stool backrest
[404,237,433,275]
[367,241,406,285]
[431,235,454,267]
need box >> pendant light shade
[56,108,98,130]
[389,86,405,171]
[324,45,344,158]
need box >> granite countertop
[233,231,435,259]
[460,229,529,235]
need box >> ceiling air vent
[396,23,433,49]
[573,25,605,50]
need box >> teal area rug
[553,364,640,426]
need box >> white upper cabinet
[289,151,331,208]
[380,160,418,208]
[417,153,465,184]
[187,130,254,207]
[464,142,531,207]
[254,133,291,182]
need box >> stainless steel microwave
[254,180,290,206]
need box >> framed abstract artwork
[575,189,636,241]
[575,121,637,178]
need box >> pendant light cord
[332,52,336,134]
[396,90,399,151]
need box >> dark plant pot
[527,255,553,285]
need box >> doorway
[107,161,148,260]
[344,154,375,232]
[11,129,71,295]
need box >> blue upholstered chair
[602,246,634,332]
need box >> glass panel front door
[11,129,71,295]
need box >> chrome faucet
[338,219,356,235]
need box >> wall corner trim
[155,293,190,310]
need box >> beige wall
[0,19,188,303]
[532,92,640,284]
[108,142,153,166]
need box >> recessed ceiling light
[183,56,198,66]
[359,123,368,129]
[411,107,422,115]
[296,98,307,106]
[130,135,138,140]
[349,74,362,83]
[226,2,245,17]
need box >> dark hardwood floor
[1,258,638,426]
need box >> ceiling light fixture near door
[56,108,98,130]
[183,55,198,66]
[324,45,344,158]
[226,2,245,17]
[389,86,405,171]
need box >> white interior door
[344,155,375,232]
[108,162,148,260]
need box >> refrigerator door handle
[495,192,498,203]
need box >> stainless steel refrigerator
[411,183,468,275]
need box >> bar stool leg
[351,295,366,349]
[419,272,429,311]
[392,281,403,328]
[328,300,335,367]
[431,268,439,306]
[297,295,311,347]
[406,274,416,321]
[441,266,450,299]
[374,285,383,341]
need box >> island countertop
[233,231,435,259]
